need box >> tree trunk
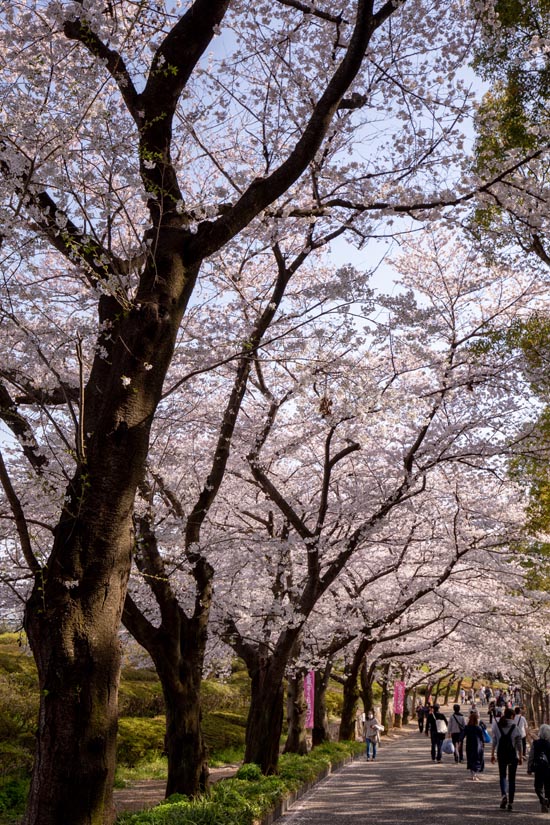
[244,658,285,774]
[149,618,209,798]
[380,663,391,732]
[24,580,123,825]
[408,688,417,724]
[122,515,212,799]
[22,253,199,825]
[360,660,375,716]
[454,678,463,704]
[444,676,454,706]
[401,689,410,726]
[312,664,331,747]
[161,664,208,797]
[339,667,360,741]
[283,673,308,755]
[339,639,372,741]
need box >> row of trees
[1,2,550,824]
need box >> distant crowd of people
[410,684,550,813]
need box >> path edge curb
[254,722,416,825]
[254,753,356,825]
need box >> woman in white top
[364,710,384,761]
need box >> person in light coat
[514,706,528,757]
[364,710,384,761]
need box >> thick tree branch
[0,383,48,475]
[122,591,160,652]
[63,20,141,120]
[274,0,348,24]
[0,139,127,288]
[189,0,401,260]
[0,449,40,574]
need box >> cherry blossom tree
[205,230,546,771]
[0,2,543,821]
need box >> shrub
[202,712,247,755]
[235,763,261,781]
[0,777,29,816]
[117,717,165,766]
[116,741,361,825]
[119,678,164,718]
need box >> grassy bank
[116,742,364,825]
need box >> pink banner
[393,680,406,715]
[304,671,315,728]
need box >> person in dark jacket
[464,709,485,780]
[491,706,523,812]
[528,723,550,812]
[416,702,425,733]
[426,703,448,763]
[448,704,466,763]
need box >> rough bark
[380,663,391,732]
[339,639,372,741]
[244,658,286,774]
[360,660,375,716]
[338,670,360,741]
[131,614,210,798]
[157,638,209,797]
[122,514,212,798]
[312,664,332,747]
[283,673,309,755]
[22,245,198,825]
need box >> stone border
[256,754,355,825]
[256,721,418,825]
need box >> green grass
[115,741,363,825]
[0,633,351,823]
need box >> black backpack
[498,723,517,762]
[533,740,550,772]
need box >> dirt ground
[113,766,239,814]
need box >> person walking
[491,706,523,811]
[528,723,550,812]
[364,710,383,761]
[513,705,528,758]
[464,709,484,780]
[448,704,465,763]
[416,702,425,733]
[426,703,448,763]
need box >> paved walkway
[279,718,542,824]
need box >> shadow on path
[280,715,542,825]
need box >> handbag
[441,738,455,755]
[482,727,491,744]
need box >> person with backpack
[448,704,466,763]
[528,723,550,812]
[491,706,523,811]
[464,709,485,780]
[426,703,448,763]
